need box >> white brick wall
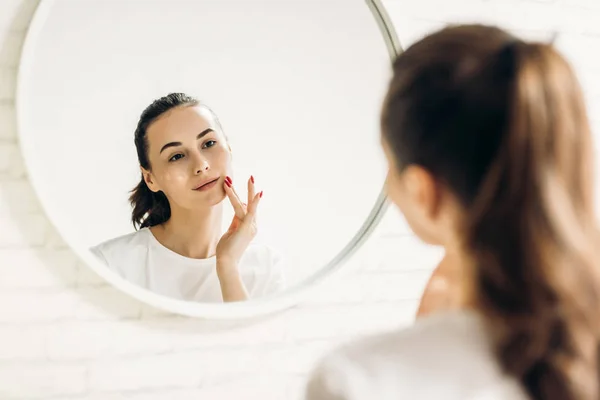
[1,0,600,399]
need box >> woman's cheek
[221,148,233,169]
[162,169,187,185]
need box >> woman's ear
[404,165,442,220]
[141,167,160,193]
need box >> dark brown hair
[382,24,600,399]
[129,92,223,229]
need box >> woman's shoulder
[240,241,286,295]
[315,310,489,370]
[305,310,526,400]
[242,240,283,267]
[90,228,151,261]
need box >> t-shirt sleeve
[88,242,128,278]
[89,244,110,266]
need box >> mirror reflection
[90,94,285,302]
[17,0,392,305]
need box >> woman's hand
[216,175,262,266]
[215,175,262,301]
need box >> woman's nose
[193,154,210,174]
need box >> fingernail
[225,176,232,184]
[251,175,254,184]
[260,191,263,198]
[225,179,232,187]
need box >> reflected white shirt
[305,310,527,400]
[90,227,286,302]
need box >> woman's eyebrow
[159,128,214,154]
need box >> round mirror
[17,0,398,318]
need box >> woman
[91,93,285,302]
[306,24,600,399]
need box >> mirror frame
[15,0,402,319]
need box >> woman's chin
[217,190,227,203]
[183,190,227,209]
[208,190,227,205]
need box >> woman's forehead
[147,106,219,143]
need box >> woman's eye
[203,140,217,149]
[169,154,184,162]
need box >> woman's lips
[194,178,219,191]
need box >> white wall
[1,0,600,398]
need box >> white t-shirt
[90,227,286,302]
[305,310,528,400]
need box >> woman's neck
[151,203,223,259]
[443,241,477,310]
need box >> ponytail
[467,40,600,400]
[129,177,170,229]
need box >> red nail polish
[225,180,231,187]
[260,191,263,198]
[251,175,254,184]
[225,176,232,184]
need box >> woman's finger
[226,176,245,207]
[247,175,255,206]
[245,190,263,220]
[240,191,262,232]
[224,178,245,219]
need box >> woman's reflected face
[142,105,231,210]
